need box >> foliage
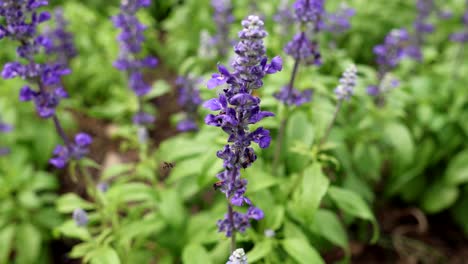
[0,0,467,263]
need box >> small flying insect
[213,180,225,191]
[162,161,175,169]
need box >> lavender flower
[211,0,234,57]
[50,133,92,168]
[204,15,282,238]
[0,119,12,133]
[176,75,202,132]
[367,29,409,99]
[294,0,325,27]
[112,0,158,127]
[374,29,410,74]
[0,117,12,156]
[0,0,71,118]
[335,64,357,101]
[323,3,355,35]
[284,32,321,65]
[405,0,436,61]
[274,0,325,107]
[1,1,91,168]
[450,5,468,43]
[97,182,109,192]
[367,29,410,99]
[226,248,247,264]
[198,30,218,58]
[274,0,295,37]
[42,8,77,66]
[274,86,312,106]
[72,208,89,227]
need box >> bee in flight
[213,180,225,191]
[162,162,175,169]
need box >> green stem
[272,59,301,175]
[319,100,343,148]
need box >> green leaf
[383,122,414,167]
[15,223,41,264]
[310,209,348,252]
[245,164,279,193]
[182,244,212,264]
[89,247,121,264]
[421,181,459,214]
[158,189,186,229]
[147,80,172,98]
[0,226,15,263]
[264,206,285,231]
[101,163,133,180]
[328,186,378,243]
[106,182,154,204]
[300,163,330,221]
[247,240,273,263]
[444,150,468,186]
[55,220,91,241]
[56,193,94,213]
[285,112,314,173]
[281,238,324,264]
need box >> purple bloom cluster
[274,86,312,106]
[275,0,324,107]
[294,0,325,27]
[367,29,409,97]
[0,0,72,118]
[42,8,78,66]
[450,4,468,43]
[211,0,234,57]
[204,15,282,237]
[112,0,158,125]
[284,32,321,65]
[334,64,357,101]
[405,0,436,61]
[176,76,202,132]
[323,4,356,35]
[373,29,410,73]
[1,1,91,168]
[274,0,295,37]
[73,208,89,227]
[50,133,92,168]
[0,118,12,156]
[288,0,324,60]
[227,248,247,264]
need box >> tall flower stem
[227,203,236,252]
[36,79,71,147]
[272,59,300,175]
[52,114,70,147]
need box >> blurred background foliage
[1,0,468,263]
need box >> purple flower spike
[450,4,468,43]
[73,208,89,227]
[0,117,12,156]
[274,86,313,106]
[323,3,355,34]
[205,15,281,237]
[42,8,77,66]
[49,132,93,168]
[334,65,357,101]
[112,0,157,128]
[176,75,202,132]
[285,32,321,64]
[374,29,410,73]
[210,0,234,57]
[294,0,325,26]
